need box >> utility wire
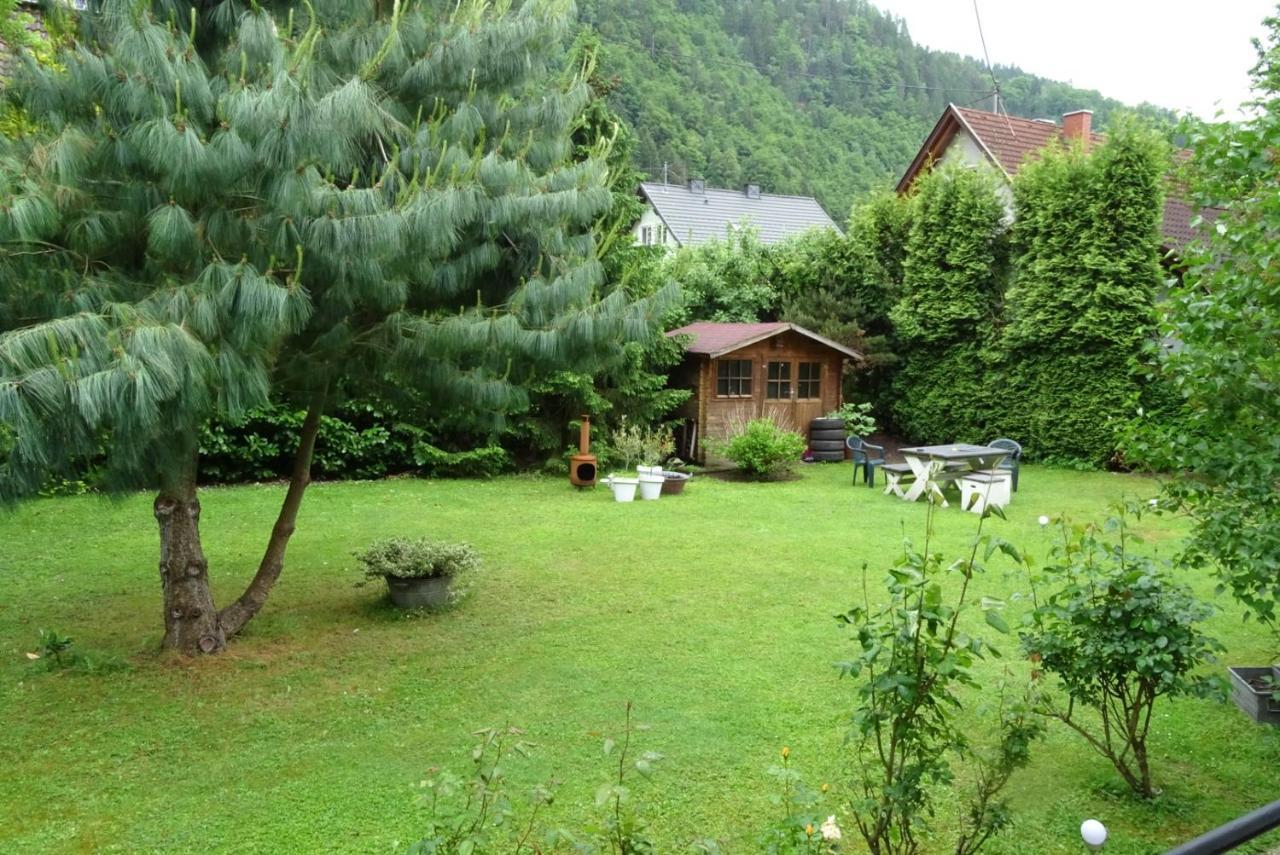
[972,0,1018,137]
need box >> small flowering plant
[759,746,842,854]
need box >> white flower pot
[605,476,638,502]
[637,471,665,500]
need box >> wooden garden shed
[666,322,861,462]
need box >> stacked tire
[809,418,846,462]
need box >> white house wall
[632,205,681,249]
[938,129,1014,217]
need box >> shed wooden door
[762,358,828,434]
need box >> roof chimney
[744,183,761,200]
[688,178,705,195]
[1062,110,1093,150]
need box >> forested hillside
[579,0,1171,217]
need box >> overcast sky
[869,0,1276,119]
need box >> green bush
[606,417,674,472]
[825,402,877,438]
[709,419,806,479]
[1021,505,1223,798]
[355,538,481,581]
[199,398,512,483]
[411,444,509,479]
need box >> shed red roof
[667,322,861,360]
[899,104,1217,251]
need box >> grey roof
[639,182,840,247]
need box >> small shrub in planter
[356,537,480,609]
[708,418,807,480]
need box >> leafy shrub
[663,228,778,325]
[410,703,672,854]
[1122,23,1280,638]
[758,747,841,854]
[837,495,1040,855]
[201,400,414,483]
[825,402,877,438]
[200,398,512,483]
[708,418,806,479]
[508,335,691,471]
[1020,505,1223,798]
[411,443,509,478]
[607,417,674,471]
[355,538,480,581]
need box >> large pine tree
[0,0,673,654]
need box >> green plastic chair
[988,438,1022,491]
[846,437,886,487]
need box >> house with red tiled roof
[897,104,1208,255]
[664,322,861,462]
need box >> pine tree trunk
[218,396,325,639]
[155,481,226,655]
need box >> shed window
[641,226,653,245]
[797,362,821,399]
[716,359,753,397]
[766,361,791,399]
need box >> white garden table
[892,444,1010,507]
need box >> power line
[971,0,1017,137]
[972,0,1000,111]
[606,37,997,97]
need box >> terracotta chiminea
[569,414,598,488]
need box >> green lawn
[1,465,1277,853]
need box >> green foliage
[775,226,881,348]
[579,0,1171,215]
[199,399,510,483]
[758,748,840,854]
[0,0,55,138]
[37,627,73,666]
[29,627,129,674]
[894,165,1008,347]
[664,228,778,324]
[355,538,480,581]
[889,164,1006,442]
[410,726,551,854]
[1021,506,1223,798]
[410,704,670,854]
[1000,120,1167,465]
[774,223,896,410]
[508,334,689,469]
[836,495,1039,854]
[853,191,913,299]
[1122,16,1280,636]
[411,444,510,480]
[884,123,1167,464]
[825,402,876,438]
[708,418,806,479]
[0,0,676,498]
[607,416,673,471]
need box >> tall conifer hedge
[999,120,1166,465]
[890,163,1007,443]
